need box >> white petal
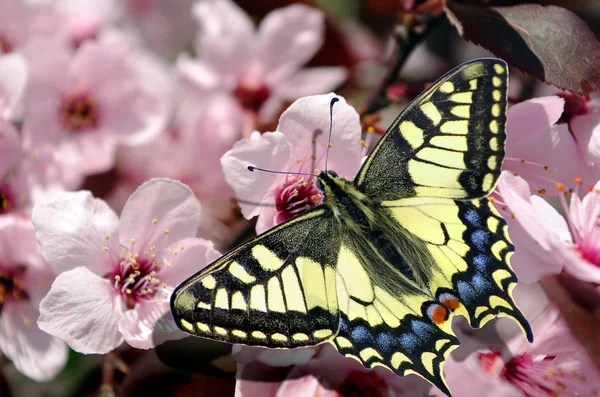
[31,190,120,275]
[257,4,325,84]
[0,302,67,381]
[119,301,185,350]
[37,267,125,354]
[119,178,201,254]
[159,238,221,288]
[221,131,291,219]
[0,53,28,120]
[277,93,362,178]
[273,67,348,99]
[192,0,255,86]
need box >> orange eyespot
[429,304,448,325]
[440,296,461,311]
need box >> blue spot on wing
[472,273,491,292]
[339,317,349,333]
[471,230,489,250]
[464,209,481,226]
[411,320,435,338]
[399,333,418,353]
[473,254,491,271]
[376,332,395,352]
[351,325,373,343]
[457,281,476,302]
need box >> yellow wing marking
[231,291,247,310]
[228,261,256,284]
[252,245,284,271]
[440,120,468,135]
[417,147,466,169]
[408,161,464,190]
[296,257,328,311]
[420,102,442,125]
[281,266,307,313]
[215,288,229,309]
[337,245,375,303]
[267,277,285,312]
[399,120,425,148]
[250,285,267,312]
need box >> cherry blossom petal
[32,190,120,274]
[55,131,117,175]
[37,267,126,354]
[0,302,67,381]
[118,300,184,350]
[257,4,324,84]
[497,172,568,281]
[192,0,255,88]
[272,67,348,100]
[221,131,291,219]
[506,123,583,195]
[506,96,564,147]
[277,93,362,178]
[0,53,28,120]
[159,238,221,287]
[20,37,71,102]
[0,121,20,176]
[119,178,201,254]
[276,373,336,397]
[176,55,222,91]
[570,112,600,180]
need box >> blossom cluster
[0,0,598,396]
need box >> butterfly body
[171,59,532,396]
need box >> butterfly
[170,58,533,396]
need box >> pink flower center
[495,353,596,396]
[0,183,15,215]
[334,370,388,397]
[0,35,12,53]
[109,254,165,310]
[234,79,271,114]
[274,176,322,223]
[0,266,28,311]
[59,90,100,133]
[556,92,589,123]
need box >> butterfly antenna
[247,166,315,178]
[324,97,339,172]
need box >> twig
[361,15,442,116]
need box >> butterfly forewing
[171,208,341,347]
[355,59,508,200]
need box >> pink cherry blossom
[21,37,166,176]
[498,171,600,284]
[177,0,347,122]
[501,96,586,196]
[435,288,600,397]
[32,178,219,353]
[0,1,60,54]
[123,0,196,60]
[110,91,242,246]
[0,215,67,381]
[221,93,364,233]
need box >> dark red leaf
[445,3,600,94]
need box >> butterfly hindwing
[332,243,459,396]
[381,196,532,341]
[171,208,341,347]
[356,59,508,200]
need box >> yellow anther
[104,234,110,240]
[102,247,109,252]
[152,218,158,224]
[163,229,169,235]
[130,238,136,245]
